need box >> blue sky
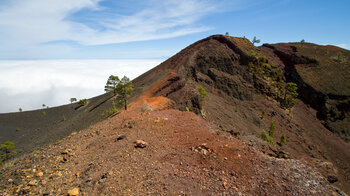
[0,0,349,59]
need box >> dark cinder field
[0,93,114,156]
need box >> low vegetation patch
[261,130,275,146]
[70,97,77,103]
[247,52,300,111]
[248,54,273,78]
[62,116,66,121]
[283,82,298,108]
[198,86,208,108]
[105,101,118,115]
[269,121,276,137]
[2,158,17,169]
[78,99,88,106]
[32,149,40,154]
[0,141,16,165]
[332,52,346,63]
[281,135,287,144]
[261,109,266,119]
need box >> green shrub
[248,62,255,72]
[250,52,258,57]
[78,99,88,106]
[32,149,40,154]
[261,130,275,146]
[261,63,272,77]
[281,135,287,143]
[259,56,268,63]
[57,139,64,144]
[19,108,22,112]
[104,109,110,114]
[336,52,345,63]
[248,53,274,77]
[198,86,207,96]
[110,102,118,114]
[198,86,208,108]
[62,116,66,121]
[249,53,258,64]
[269,122,276,137]
[185,107,190,112]
[15,127,20,132]
[275,71,284,82]
[0,141,16,165]
[105,102,118,115]
[42,111,46,115]
[70,97,77,103]
[261,109,266,119]
[283,82,298,108]
[0,141,15,151]
[109,108,118,115]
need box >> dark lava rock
[116,134,126,141]
[327,175,338,183]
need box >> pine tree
[104,75,120,95]
[252,36,261,45]
[70,98,77,103]
[283,82,298,108]
[116,76,134,110]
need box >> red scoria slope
[0,96,343,195]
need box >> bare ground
[0,97,345,195]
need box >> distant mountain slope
[0,93,113,156]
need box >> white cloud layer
[336,44,350,50]
[0,0,224,58]
[0,59,163,113]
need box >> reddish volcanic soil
[0,97,342,195]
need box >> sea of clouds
[0,59,163,113]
